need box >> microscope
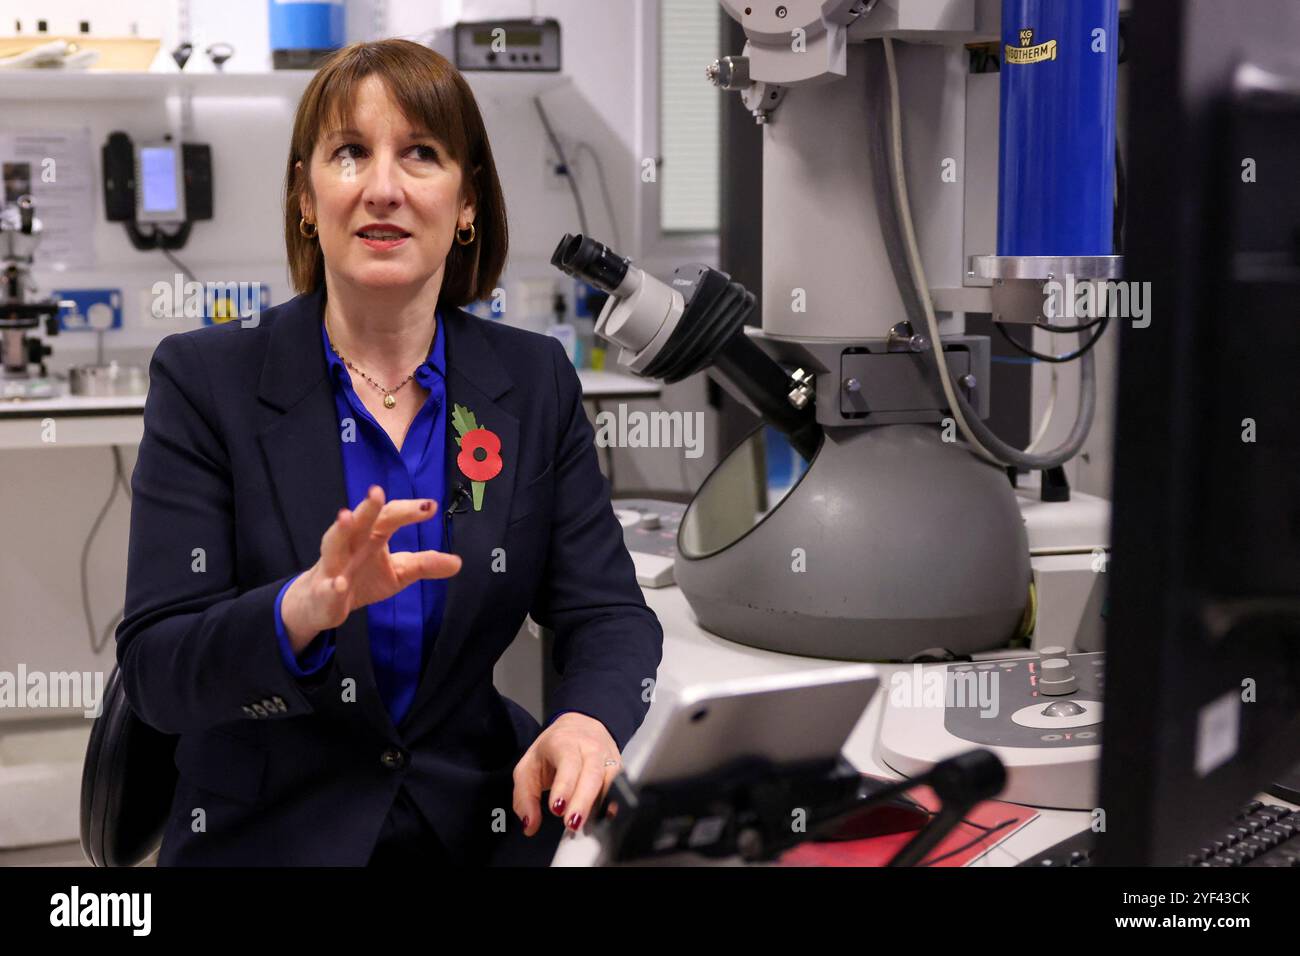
[552,0,1123,828]
[0,194,63,399]
[554,0,1118,663]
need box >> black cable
[85,446,132,655]
[833,774,1023,866]
[148,224,198,284]
[82,458,120,654]
[533,96,589,236]
[1032,314,1107,334]
[574,141,622,251]
[861,770,1005,834]
[921,817,1019,866]
[994,312,1110,363]
[159,245,196,285]
[1113,139,1126,256]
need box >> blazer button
[380,748,407,771]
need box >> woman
[116,39,663,866]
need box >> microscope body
[0,195,61,385]
[554,0,1119,662]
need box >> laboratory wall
[0,1,721,746]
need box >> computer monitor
[1095,0,1300,865]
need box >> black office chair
[80,665,178,867]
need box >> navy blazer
[115,283,663,866]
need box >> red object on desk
[778,783,1038,867]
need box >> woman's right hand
[281,484,463,651]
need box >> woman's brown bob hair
[283,39,508,307]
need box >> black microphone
[447,482,471,514]
[443,482,471,545]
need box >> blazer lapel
[399,307,518,738]
[253,286,520,744]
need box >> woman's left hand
[512,713,621,836]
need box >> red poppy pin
[452,403,503,512]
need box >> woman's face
[298,75,475,294]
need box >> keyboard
[1020,800,1300,867]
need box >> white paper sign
[0,127,96,271]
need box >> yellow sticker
[1005,27,1057,65]
[210,295,237,324]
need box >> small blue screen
[139,147,178,213]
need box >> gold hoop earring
[299,217,317,239]
[455,222,476,246]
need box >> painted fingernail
[420,500,432,511]
[520,814,530,830]
[552,797,565,813]
[567,813,583,830]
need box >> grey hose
[866,39,1096,471]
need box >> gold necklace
[325,316,433,409]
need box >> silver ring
[603,758,619,768]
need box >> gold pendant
[383,393,396,409]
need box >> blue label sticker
[54,289,123,332]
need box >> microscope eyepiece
[550,233,631,295]
[18,195,34,234]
